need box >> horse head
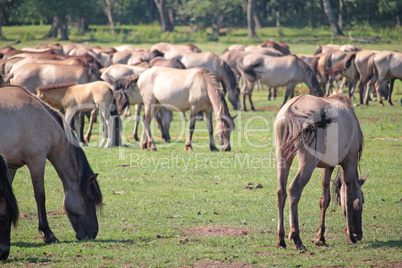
[111,90,129,116]
[215,89,237,152]
[333,172,368,243]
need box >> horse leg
[267,87,272,101]
[27,161,59,243]
[314,167,335,246]
[248,93,256,111]
[74,112,88,147]
[275,153,293,248]
[98,111,108,148]
[205,109,218,151]
[242,92,247,112]
[282,86,294,107]
[85,109,98,143]
[155,108,171,143]
[387,79,395,106]
[185,108,198,151]
[141,105,158,151]
[288,163,316,250]
[133,104,142,141]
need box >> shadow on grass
[368,240,401,249]
[5,256,60,264]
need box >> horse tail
[278,96,333,161]
[295,56,323,97]
[113,74,140,92]
[236,57,260,82]
[0,154,19,227]
[366,54,378,85]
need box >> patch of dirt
[182,258,253,268]
[257,106,280,112]
[184,226,251,237]
[360,117,379,123]
[47,210,65,216]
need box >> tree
[154,0,174,32]
[0,0,23,40]
[322,0,343,36]
[247,0,257,38]
[100,0,121,34]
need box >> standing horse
[0,85,102,244]
[113,74,174,143]
[0,154,19,261]
[136,67,235,151]
[366,51,402,106]
[238,54,323,109]
[274,94,367,250]
[180,51,241,110]
[37,81,117,148]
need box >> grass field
[1,25,401,267]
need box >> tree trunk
[154,0,174,32]
[253,5,262,29]
[43,16,60,39]
[338,0,343,30]
[322,0,344,36]
[247,0,257,38]
[103,0,116,34]
[59,15,69,40]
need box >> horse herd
[0,39,398,260]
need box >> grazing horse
[113,74,173,143]
[0,85,102,244]
[180,51,241,110]
[238,54,323,109]
[136,67,235,151]
[366,51,402,106]
[275,94,367,250]
[0,154,19,261]
[37,81,117,148]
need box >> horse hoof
[82,143,89,147]
[313,239,328,247]
[44,234,59,244]
[209,146,219,152]
[185,145,193,152]
[133,136,140,142]
[276,241,287,249]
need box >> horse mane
[203,69,234,128]
[280,96,333,161]
[186,43,202,53]
[113,74,140,91]
[295,55,323,96]
[0,154,19,227]
[37,82,78,92]
[19,86,102,206]
[220,59,238,89]
[80,61,101,79]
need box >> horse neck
[300,60,323,96]
[47,128,81,192]
[42,88,68,108]
[205,76,227,119]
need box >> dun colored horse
[0,154,19,261]
[0,85,102,244]
[136,67,235,151]
[238,54,323,109]
[37,81,118,148]
[112,74,173,143]
[180,51,241,110]
[366,51,402,106]
[275,94,367,250]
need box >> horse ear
[358,174,368,186]
[89,173,99,184]
[231,115,238,120]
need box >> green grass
[2,24,402,267]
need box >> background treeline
[3,0,401,30]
